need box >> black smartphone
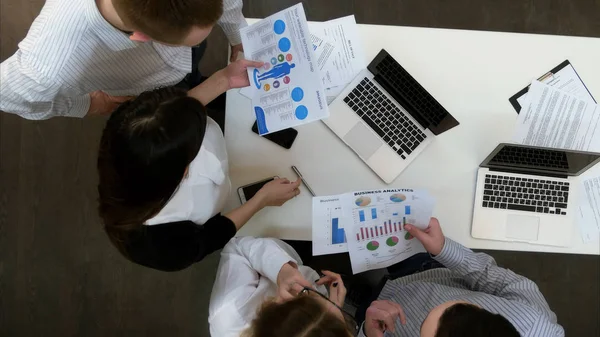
[252,121,298,149]
[237,176,277,203]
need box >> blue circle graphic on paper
[273,80,280,88]
[274,20,286,34]
[270,57,277,65]
[278,37,291,52]
[291,87,304,102]
[295,105,308,120]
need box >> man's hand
[220,59,264,89]
[88,91,133,116]
[230,44,244,63]
[404,217,445,256]
[364,300,406,337]
[276,262,313,301]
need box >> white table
[224,20,600,255]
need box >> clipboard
[509,60,596,113]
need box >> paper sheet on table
[578,163,600,243]
[515,62,596,110]
[309,16,366,96]
[513,80,600,152]
[344,189,435,274]
[312,195,350,255]
[240,3,328,135]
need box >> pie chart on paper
[390,194,406,202]
[366,241,379,251]
[386,236,399,246]
[355,196,372,207]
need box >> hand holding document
[312,188,435,274]
[513,80,600,152]
[240,3,328,135]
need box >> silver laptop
[472,143,600,247]
[324,49,459,183]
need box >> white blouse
[145,117,231,226]
[209,237,328,337]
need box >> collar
[84,0,139,51]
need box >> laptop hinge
[373,74,430,129]
[488,167,568,179]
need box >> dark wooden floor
[1,1,599,336]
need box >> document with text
[513,80,600,152]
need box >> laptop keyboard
[490,146,569,169]
[375,55,448,126]
[482,174,569,215]
[343,78,427,159]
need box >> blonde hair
[242,296,353,337]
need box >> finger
[290,282,306,295]
[379,300,406,326]
[404,224,428,242]
[429,217,442,232]
[291,179,302,188]
[278,289,294,300]
[278,178,290,184]
[315,275,337,285]
[241,59,264,68]
[293,276,314,289]
[371,307,396,333]
[321,270,342,280]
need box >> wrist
[214,69,231,91]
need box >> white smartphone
[237,176,277,203]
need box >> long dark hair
[97,87,207,255]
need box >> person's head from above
[419,301,520,337]
[97,87,206,246]
[243,290,357,337]
[111,0,223,46]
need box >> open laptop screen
[481,143,600,177]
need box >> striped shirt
[0,0,246,120]
[359,238,564,337]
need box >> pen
[291,165,316,197]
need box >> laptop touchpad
[505,215,540,241]
[343,122,382,160]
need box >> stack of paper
[312,189,435,274]
[512,80,600,243]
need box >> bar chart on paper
[312,196,349,255]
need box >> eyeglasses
[300,287,360,335]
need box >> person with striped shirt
[208,218,564,337]
[1,0,246,120]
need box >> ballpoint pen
[291,165,316,196]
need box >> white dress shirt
[209,237,328,337]
[0,0,247,120]
[145,117,231,226]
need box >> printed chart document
[344,189,434,274]
[513,80,600,152]
[312,195,349,255]
[578,172,600,243]
[309,16,366,103]
[311,189,435,273]
[240,3,328,135]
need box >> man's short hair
[435,303,520,337]
[113,0,223,44]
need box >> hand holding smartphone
[237,177,301,205]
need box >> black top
[122,214,236,272]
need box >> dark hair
[113,0,224,44]
[244,296,353,337]
[97,87,206,255]
[435,303,520,337]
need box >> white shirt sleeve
[209,237,299,336]
[217,0,248,45]
[0,51,90,120]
